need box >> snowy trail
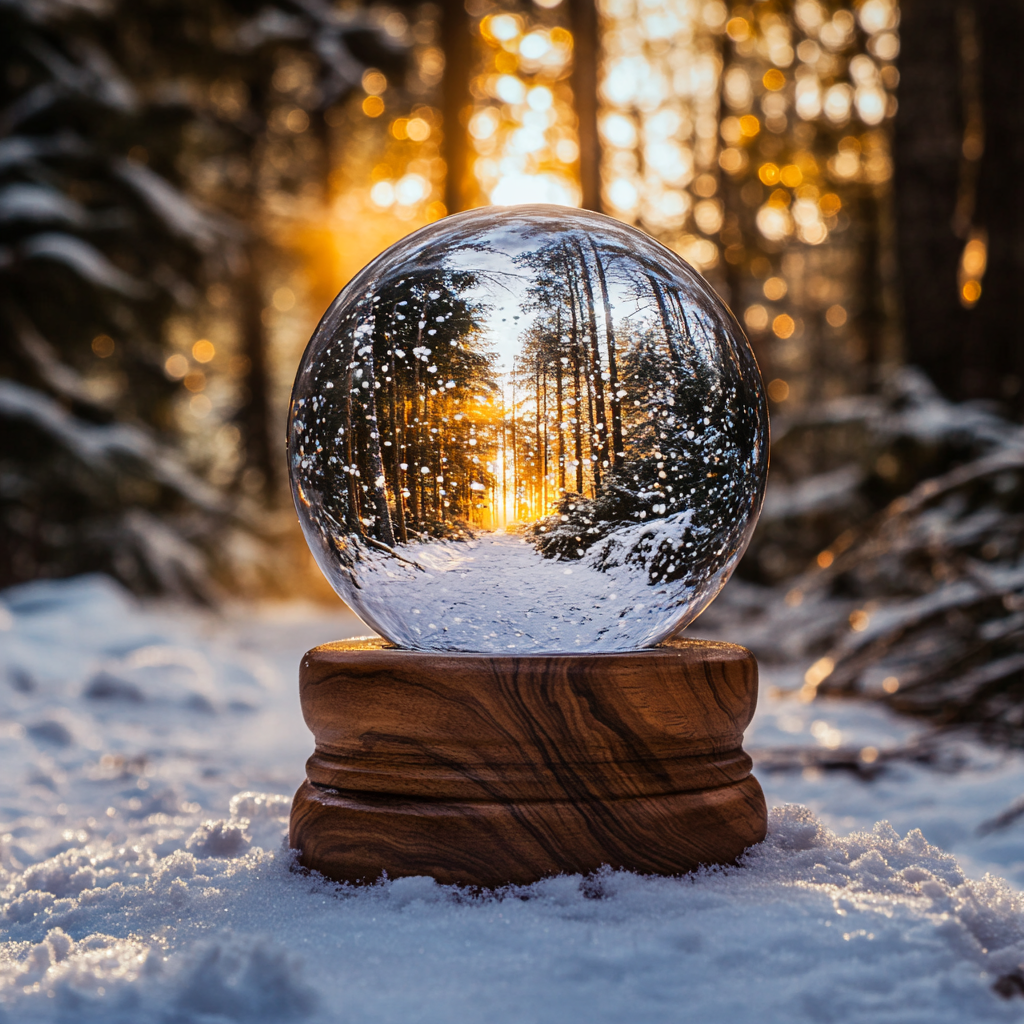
[3,575,1024,1021]
[350,531,635,651]
[344,530,704,653]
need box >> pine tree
[0,0,411,593]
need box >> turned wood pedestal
[289,638,767,887]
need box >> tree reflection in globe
[289,206,767,652]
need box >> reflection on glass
[289,206,767,652]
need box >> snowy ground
[3,575,1024,1022]
[338,529,710,654]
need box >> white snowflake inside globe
[289,206,768,653]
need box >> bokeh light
[466,11,581,207]
[598,0,726,273]
[717,0,899,407]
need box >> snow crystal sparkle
[289,205,767,652]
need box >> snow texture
[114,160,236,253]
[0,379,228,515]
[760,463,866,521]
[4,574,1024,1022]
[20,232,150,297]
[342,528,732,652]
[0,183,88,227]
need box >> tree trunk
[967,0,1024,412]
[541,362,548,511]
[341,331,363,536]
[408,362,421,527]
[892,0,967,400]
[577,250,608,457]
[511,358,519,518]
[569,0,602,212]
[590,241,623,464]
[649,272,686,371]
[434,404,442,521]
[441,0,474,213]
[388,372,408,543]
[566,277,585,494]
[357,320,395,547]
[573,246,608,484]
[422,387,432,525]
[555,311,566,493]
[572,342,584,494]
[237,243,276,499]
[852,191,885,390]
[535,358,543,515]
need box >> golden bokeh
[597,0,726,271]
[362,70,387,95]
[745,304,769,331]
[773,314,796,339]
[164,354,188,379]
[959,233,987,308]
[826,304,848,327]
[467,12,579,207]
[739,114,761,136]
[819,192,842,216]
[91,334,115,358]
[272,287,296,312]
[291,0,905,452]
[192,339,215,363]
[726,17,751,42]
[780,164,802,187]
[714,0,900,408]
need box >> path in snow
[343,529,702,654]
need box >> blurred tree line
[699,0,1024,740]
[0,0,411,595]
[894,0,1024,414]
[4,0,1024,624]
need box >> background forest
[3,0,1024,734]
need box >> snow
[331,525,734,654]
[4,573,1024,1021]
[0,136,88,173]
[115,161,235,253]
[0,183,88,227]
[760,463,865,520]
[770,366,1023,453]
[0,379,227,515]
[343,530,704,652]
[19,232,150,298]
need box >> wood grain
[290,638,767,887]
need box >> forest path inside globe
[345,528,709,653]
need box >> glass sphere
[289,206,767,653]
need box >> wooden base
[290,638,767,887]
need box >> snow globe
[288,207,768,885]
